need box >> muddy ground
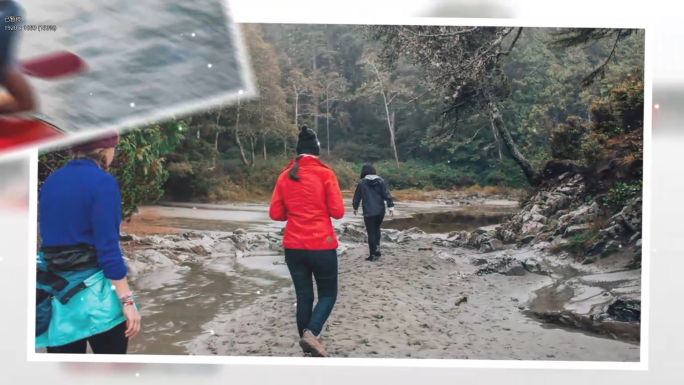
[108,196,639,361]
[183,234,639,361]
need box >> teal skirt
[36,270,127,349]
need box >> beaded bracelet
[119,292,135,307]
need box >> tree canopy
[39,24,645,214]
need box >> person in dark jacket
[352,163,394,261]
[269,125,345,358]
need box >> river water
[17,0,249,132]
[122,200,518,355]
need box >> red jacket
[269,156,345,250]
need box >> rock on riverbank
[119,229,285,278]
[414,171,642,341]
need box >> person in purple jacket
[38,131,140,354]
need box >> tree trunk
[312,49,318,133]
[234,106,250,166]
[490,120,503,160]
[488,102,541,186]
[213,131,220,168]
[249,135,256,168]
[369,61,400,167]
[262,132,267,160]
[294,84,299,128]
[380,96,399,167]
[213,111,221,167]
[389,110,399,166]
[326,94,330,155]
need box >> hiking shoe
[375,251,382,257]
[365,255,375,261]
[301,335,323,355]
[300,330,329,357]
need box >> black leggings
[363,214,385,256]
[46,321,128,354]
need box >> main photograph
[34,23,644,361]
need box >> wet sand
[115,200,638,361]
[186,240,639,361]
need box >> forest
[39,25,645,219]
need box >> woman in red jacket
[269,125,345,358]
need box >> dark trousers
[363,214,385,256]
[284,249,338,338]
[46,321,128,354]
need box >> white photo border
[26,14,651,371]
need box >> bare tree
[367,26,542,185]
[358,55,413,167]
[320,73,349,155]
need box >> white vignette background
[2,0,683,383]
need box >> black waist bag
[35,244,99,337]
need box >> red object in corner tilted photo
[0,118,65,152]
[19,51,88,80]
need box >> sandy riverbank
[112,190,640,361]
[183,231,639,361]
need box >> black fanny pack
[40,243,99,271]
[36,244,99,337]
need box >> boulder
[479,238,504,252]
[564,224,590,238]
[120,232,136,242]
[476,253,526,276]
[606,298,641,323]
[501,260,526,276]
[380,229,400,243]
[189,244,213,256]
[523,257,546,275]
[521,221,544,236]
[132,249,176,268]
[182,230,205,240]
[338,226,368,244]
[468,257,489,266]
[139,235,174,246]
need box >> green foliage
[603,180,642,213]
[548,116,587,160]
[610,70,644,134]
[206,156,358,201]
[550,231,598,258]
[39,25,644,205]
[580,131,609,166]
[354,161,479,191]
[38,121,186,220]
[111,121,186,219]
[163,132,220,201]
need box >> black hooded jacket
[352,175,394,217]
